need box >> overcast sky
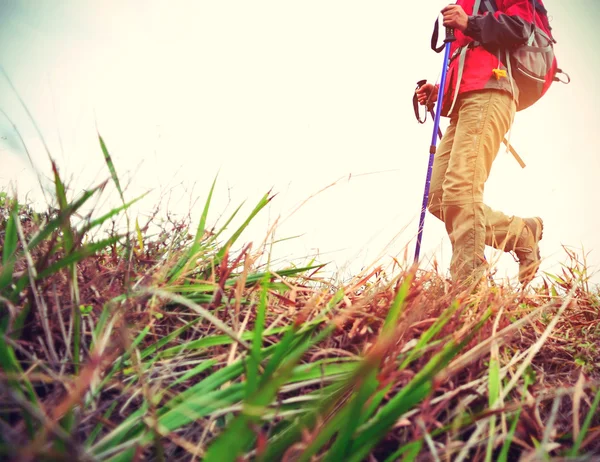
[0,0,598,285]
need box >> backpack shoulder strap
[475,0,513,15]
[481,0,498,14]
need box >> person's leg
[427,118,457,222]
[441,90,514,283]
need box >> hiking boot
[514,217,543,285]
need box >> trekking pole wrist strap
[431,19,457,53]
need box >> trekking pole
[414,24,455,264]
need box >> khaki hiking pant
[427,90,527,283]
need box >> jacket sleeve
[463,0,536,48]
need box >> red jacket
[442,0,553,115]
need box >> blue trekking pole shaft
[414,26,455,263]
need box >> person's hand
[441,4,469,32]
[415,83,438,107]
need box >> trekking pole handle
[445,27,456,43]
[415,79,436,113]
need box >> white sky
[0,0,599,285]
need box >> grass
[0,136,598,461]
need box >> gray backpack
[478,0,570,111]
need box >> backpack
[479,0,570,111]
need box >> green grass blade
[79,193,148,235]
[162,283,216,293]
[115,325,151,368]
[165,357,254,406]
[162,343,346,415]
[90,303,113,351]
[168,176,217,282]
[0,207,18,290]
[95,355,261,454]
[383,440,423,462]
[486,355,501,461]
[215,192,272,263]
[143,290,250,353]
[73,300,81,373]
[287,360,356,384]
[322,369,379,462]
[195,176,217,247]
[349,310,492,460]
[204,324,336,462]
[153,325,289,361]
[498,365,535,461]
[382,273,413,336]
[51,160,74,253]
[6,184,101,300]
[242,265,325,286]
[134,317,203,362]
[357,384,392,425]
[355,301,458,429]
[87,326,152,406]
[89,405,148,455]
[85,401,119,447]
[297,404,353,462]
[170,359,218,388]
[26,187,100,252]
[246,359,359,461]
[570,386,600,456]
[260,382,350,460]
[259,324,301,385]
[399,300,459,369]
[98,134,125,204]
[210,202,243,244]
[53,409,76,456]
[155,384,246,435]
[497,407,522,462]
[350,384,432,462]
[0,334,38,434]
[247,271,270,397]
[2,204,18,265]
[36,235,121,280]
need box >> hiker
[415,0,548,286]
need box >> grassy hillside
[0,144,598,461]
